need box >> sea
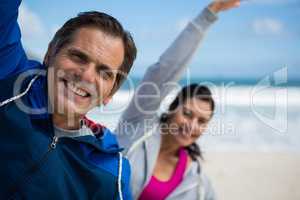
[87,77,300,152]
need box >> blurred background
[21,0,299,199]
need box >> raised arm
[120,7,217,124]
[116,7,217,149]
[116,0,240,149]
[0,0,28,80]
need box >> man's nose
[81,65,97,83]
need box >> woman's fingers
[220,0,241,10]
[209,0,241,13]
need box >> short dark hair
[46,11,137,94]
[160,84,215,161]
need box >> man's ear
[103,96,112,106]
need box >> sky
[19,0,300,83]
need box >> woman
[116,1,240,199]
[136,84,215,200]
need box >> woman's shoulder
[185,158,215,192]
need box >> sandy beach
[202,152,300,200]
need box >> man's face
[47,27,125,119]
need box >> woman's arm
[122,8,218,120]
[116,0,240,149]
[119,0,240,126]
[116,7,218,149]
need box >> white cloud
[253,18,284,36]
[18,4,46,39]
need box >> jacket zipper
[50,136,59,149]
[8,136,59,198]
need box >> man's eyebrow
[67,48,90,62]
[68,48,113,70]
[97,63,112,71]
[67,48,116,77]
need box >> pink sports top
[138,148,188,200]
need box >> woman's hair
[160,84,215,160]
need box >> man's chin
[67,104,92,117]
[56,100,91,118]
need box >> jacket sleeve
[115,7,218,149]
[203,174,217,200]
[0,0,28,80]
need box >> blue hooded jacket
[0,0,132,199]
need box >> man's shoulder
[0,59,44,82]
[85,128,131,182]
[0,61,46,105]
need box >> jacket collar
[167,161,201,199]
[81,116,124,153]
[69,131,123,154]
[31,108,123,154]
[142,127,203,199]
[25,72,123,154]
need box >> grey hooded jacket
[115,7,218,200]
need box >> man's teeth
[67,82,88,97]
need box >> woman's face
[164,97,213,147]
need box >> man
[0,0,136,199]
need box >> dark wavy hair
[160,84,215,160]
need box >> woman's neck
[160,132,181,158]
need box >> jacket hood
[81,116,124,153]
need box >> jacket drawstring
[126,128,156,157]
[0,75,39,107]
[196,158,205,200]
[118,152,123,200]
[197,175,205,200]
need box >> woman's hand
[208,0,240,14]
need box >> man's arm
[0,0,28,80]
[116,7,218,149]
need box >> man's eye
[70,54,86,64]
[99,70,112,80]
